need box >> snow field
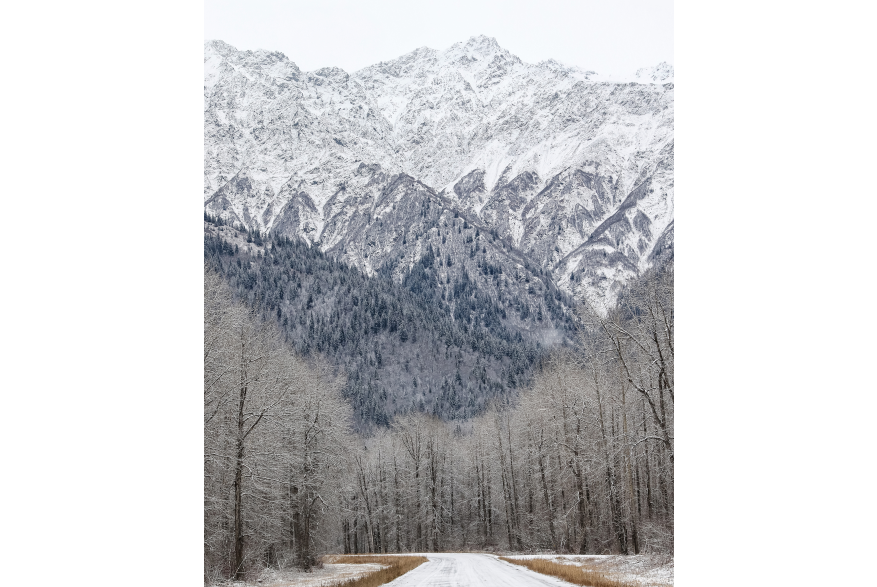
[209,562,386,587]
[208,553,671,587]
[503,554,673,587]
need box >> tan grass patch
[319,555,428,587]
[498,557,640,587]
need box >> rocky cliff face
[204,35,673,309]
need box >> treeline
[340,266,673,556]
[204,262,673,582]
[205,216,547,429]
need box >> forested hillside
[204,214,573,428]
[204,260,673,582]
[203,35,675,585]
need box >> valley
[203,36,674,586]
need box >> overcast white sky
[205,0,673,76]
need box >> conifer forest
[204,218,674,581]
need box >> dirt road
[387,553,574,587]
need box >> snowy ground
[210,553,673,587]
[386,553,583,586]
[210,562,386,587]
[505,554,674,586]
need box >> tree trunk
[596,380,628,554]
[352,515,359,554]
[232,354,248,581]
[506,418,523,549]
[621,380,640,554]
[574,468,591,554]
[302,491,313,568]
[233,438,245,579]
[500,465,514,549]
[414,459,422,551]
[643,400,654,519]
[486,471,493,542]
[393,455,402,552]
[536,433,559,551]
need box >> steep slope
[205,216,563,429]
[204,35,674,307]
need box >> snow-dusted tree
[206,262,674,568]
[205,267,353,580]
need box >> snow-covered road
[387,553,573,587]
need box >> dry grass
[319,555,428,587]
[498,557,640,587]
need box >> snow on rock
[204,36,674,306]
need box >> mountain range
[203,35,674,310]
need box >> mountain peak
[447,34,507,60]
[634,62,674,83]
[311,66,350,82]
[464,34,500,49]
[205,39,236,57]
[204,39,674,309]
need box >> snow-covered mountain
[204,36,673,306]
